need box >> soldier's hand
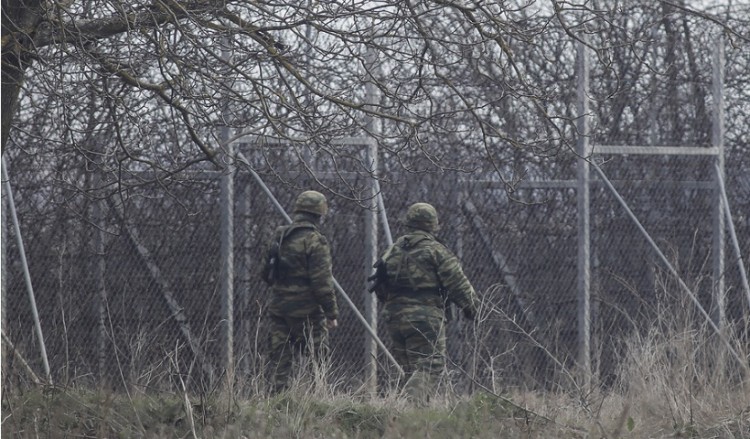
[326,319,338,329]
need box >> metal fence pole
[1,154,7,380]
[363,41,381,392]
[220,145,235,389]
[576,40,592,389]
[375,180,393,247]
[1,159,52,384]
[363,143,378,392]
[220,40,235,389]
[711,35,726,330]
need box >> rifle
[367,258,388,302]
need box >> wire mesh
[3,36,749,395]
[3,152,747,394]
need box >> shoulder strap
[276,223,316,255]
[278,223,315,240]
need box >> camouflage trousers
[268,313,330,393]
[384,304,446,401]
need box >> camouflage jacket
[265,213,338,320]
[380,229,477,316]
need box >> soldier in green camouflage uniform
[375,202,478,401]
[263,190,339,393]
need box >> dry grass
[3,286,749,438]
[3,334,747,439]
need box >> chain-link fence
[3,154,747,395]
[3,41,749,396]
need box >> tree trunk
[1,0,45,153]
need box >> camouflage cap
[405,202,439,232]
[294,190,328,216]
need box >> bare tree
[2,0,749,391]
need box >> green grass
[0,387,546,438]
[4,281,749,438]
[4,382,747,438]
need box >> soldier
[371,202,478,402]
[262,190,339,393]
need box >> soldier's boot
[403,370,433,406]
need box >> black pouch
[367,259,389,302]
[261,237,282,285]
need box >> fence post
[711,35,726,330]
[363,41,380,392]
[363,139,378,393]
[1,159,53,384]
[219,38,236,390]
[576,40,592,389]
[1,154,7,379]
[220,130,235,390]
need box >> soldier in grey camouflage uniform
[263,190,339,393]
[374,202,478,401]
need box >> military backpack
[261,223,315,285]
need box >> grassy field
[3,289,749,437]
[3,346,748,439]
[1,380,748,438]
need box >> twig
[1,330,43,385]
[179,375,199,439]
